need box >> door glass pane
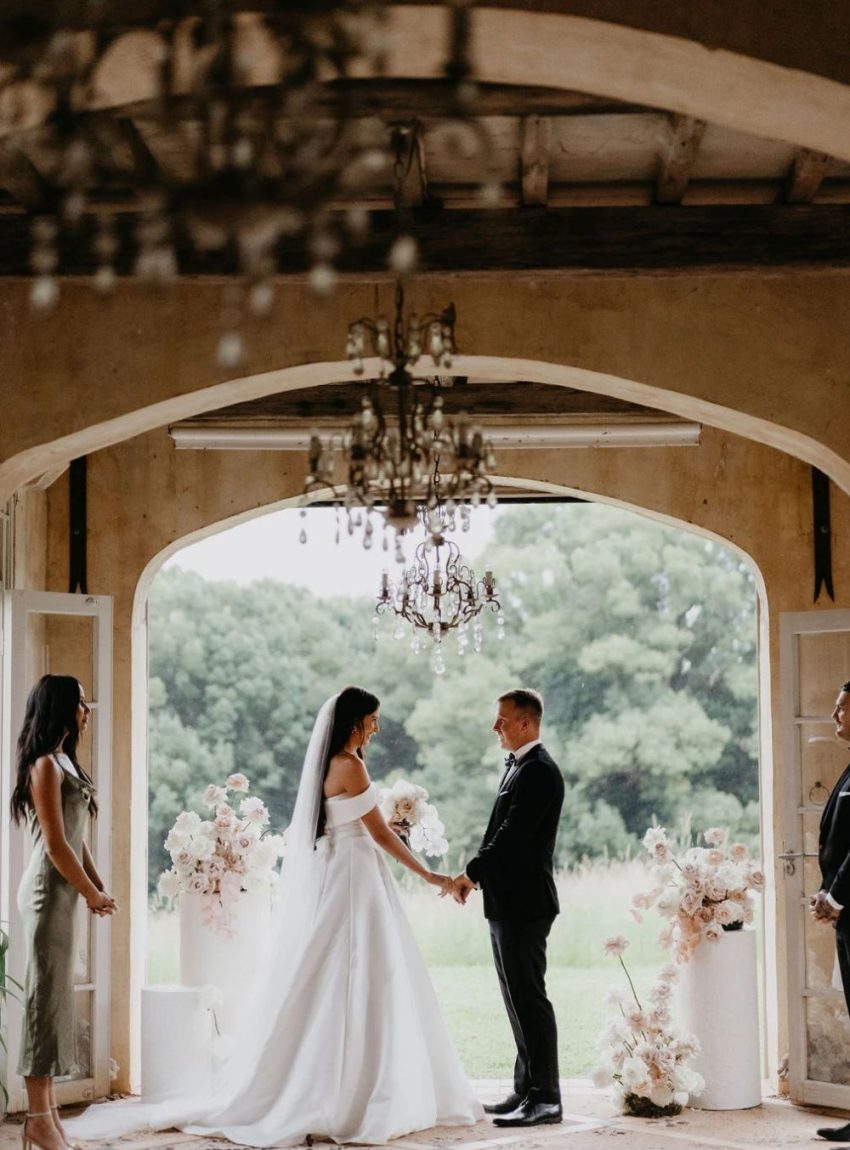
[800,725,847,809]
[798,632,850,716]
[43,615,95,780]
[57,990,92,1082]
[807,995,850,1084]
[73,899,91,985]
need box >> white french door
[781,609,850,1107]
[0,590,113,1111]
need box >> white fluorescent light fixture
[170,422,702,451]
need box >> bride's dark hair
[315,685,380,841]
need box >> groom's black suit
[466,744,565,1104]
[819,761,850,1013]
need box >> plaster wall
[2,269,850,499]
[25,418,850,1095]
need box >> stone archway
[125,480,776,1090]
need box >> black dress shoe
[483,1094,525,1115]
[493,1100,562,1127]
[817,1122,850,1141]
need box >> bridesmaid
[10,675,116,1150]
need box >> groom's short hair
[498,688,543,721]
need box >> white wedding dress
[68,779,482,1147]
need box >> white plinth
[678,928,761,1110]
[179,890,271,1034]
[141,985,214,1102]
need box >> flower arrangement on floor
[380,779,449,858]
[157,773,285,936]
[632,826,765,963]
[594,936,704,1118]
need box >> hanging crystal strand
[217,283,245,368]
[93,214,118,294]
[298,506,308,545]
[30,217,60,311]
[496,612,506,641]
[473,617,484,653]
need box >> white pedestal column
[141,986,214,1102]
[678,928,761,1110]
[179,890,272,1035]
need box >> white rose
[620,1056,651,1093]
[189,835,215,861]
[202,784,228,809]
[174,847,195,872]
[225,773,250,792]
[189,872,210,895]
[240,796,270,826]
[157,869,181,899]
[174,811,201,834]
[164,828,189,853]
[703,827,728,846]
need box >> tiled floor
[0,1081,844,1150]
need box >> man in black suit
[452,688,565,1128]
[813,680,850,1142]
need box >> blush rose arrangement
[632,826,765,963]
[594,936,704,1118]
[379,779,449,858]
[157,773,285,936]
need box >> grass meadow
[148,860,676,1077]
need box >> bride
[69,686,483,1146]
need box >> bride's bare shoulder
[325,751,370,797]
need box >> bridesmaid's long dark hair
[10,674,97,824]
[315,686,380,842]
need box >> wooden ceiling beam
[0,204,846,275]
[520,116,551,207]
[786,148,833,203]
[0,143,54,210]
[656,114,706,205]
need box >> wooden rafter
[0,143,53,210]
[656,114,706,205]
[786,149,832,203]
[520,115,551,207]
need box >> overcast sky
[163,505,499,598]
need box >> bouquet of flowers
[594,936,704,1117]
[633,826,764,963]
[157,773,285,936]
[379,779,449,858]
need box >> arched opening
[127,486,775,1089]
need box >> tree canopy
[147,504,759,890]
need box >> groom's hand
[452,874,475,905]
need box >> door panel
[0,591,112,1111]
[782,610,850,1107]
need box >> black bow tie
[504,753,517,769]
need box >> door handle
[778,849,818,876]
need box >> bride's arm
[339,756,451,892]
[362,805,451,891]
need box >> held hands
[810,889,841,925]
[426,872,476,903]
[87,888,118,916]
[450,873,475,906]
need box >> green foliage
[147,505,759,892]
[0,922,23,1109]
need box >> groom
[453,688,565,1127]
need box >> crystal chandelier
[0,2,494,363]
[300,280,497,556]
[375,519,504,673]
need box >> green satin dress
[17,753,95,1077]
